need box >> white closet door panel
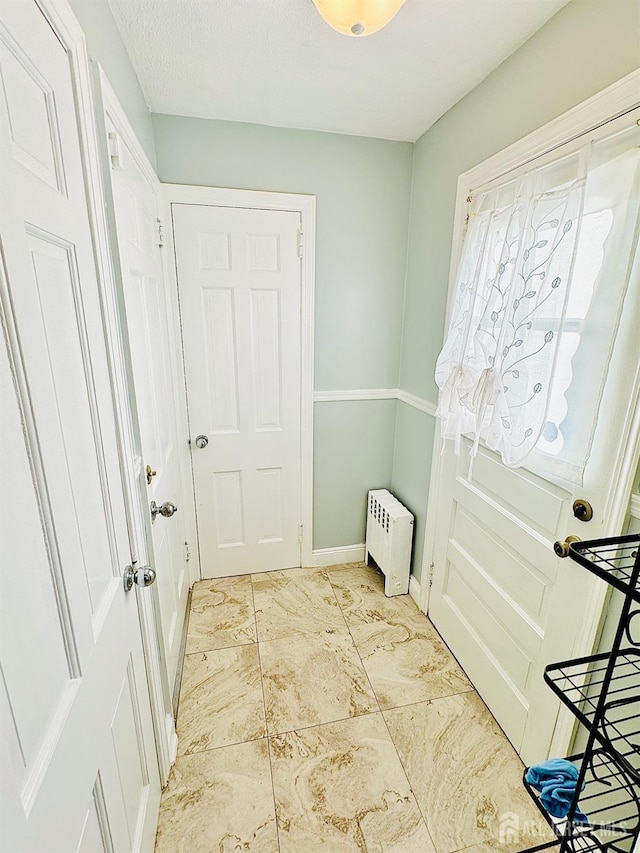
[108,112,190,689]
[0,2,160,849]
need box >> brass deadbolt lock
[572,499,593,522]
[146,464,157,485]
[554,535,581,558]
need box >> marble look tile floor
[156,562,555,852]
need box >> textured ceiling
[108,0,570,142]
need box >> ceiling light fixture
[312,0,407,37]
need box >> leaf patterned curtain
[435,147,589,468]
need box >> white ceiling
[108,0,570,142]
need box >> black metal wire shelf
[522,750,639,852]
[568,535,640,603]
[518,534,640,853]
[519,836,605,852]
[544,650,640,783]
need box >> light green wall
[392,0,640,582]
[314,400,397,549]
[152,116,413,391]
[68,0,639,563]
[152,116,413,548]
[68,0,156,166]
[391,402,435,576]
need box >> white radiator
[365,489,414,597]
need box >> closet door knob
[150,500,178,519]
[194,434,209,449]
[123,564,157,592]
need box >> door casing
[420,68,640,758]
[162,183,317,570]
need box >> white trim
[165,713,178,765]
[420,71,640,759]
[310,545,366,567]
[314,388,397,402]
[396,389,437,417]
[409,574,422,609]
[630,493,640,521]
[314,387,437,416]
[467,69,640,192]
[161,183,316,569]
[97,68,157,188]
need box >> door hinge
[157,218,165,248]
[298,523,304,544]
[297,229,304,258]
[428,561,435,587]
[107,131,122,170]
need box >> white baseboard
[310,544,366,567]
[409,574,422,609]
[165,712,178,769]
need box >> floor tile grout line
[266,708,383,741]
[326,563,442,853]
[379,685,477,714]
[325,566,382,715]
[378,703,441,852]
[249,575,282,853]
[353,632,440,851]
[176,690,479,757]
[183,638,258,657]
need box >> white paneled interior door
[428,114,640,766]
[0,1,160,850]
[105,110,190,691]
[172,203,302,577]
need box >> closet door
[103,95,191,692]
[0,2,161,849]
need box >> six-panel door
[172,203,303,577]
[0,1,161,849]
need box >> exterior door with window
[171,202,303,577]
[429,113,640,765]
[0,1,161,849]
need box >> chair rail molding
[314,388,437,416]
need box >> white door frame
[162,184,316,569]
[44,0,178,785]
[420,68,640,755]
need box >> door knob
[150,500,178,519]
[194,434,209,449]
[572,499,593,522]
[123,564,157,592]
[553,535,581,558]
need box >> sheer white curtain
[435,146,591,468]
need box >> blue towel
[525,759,588,823]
